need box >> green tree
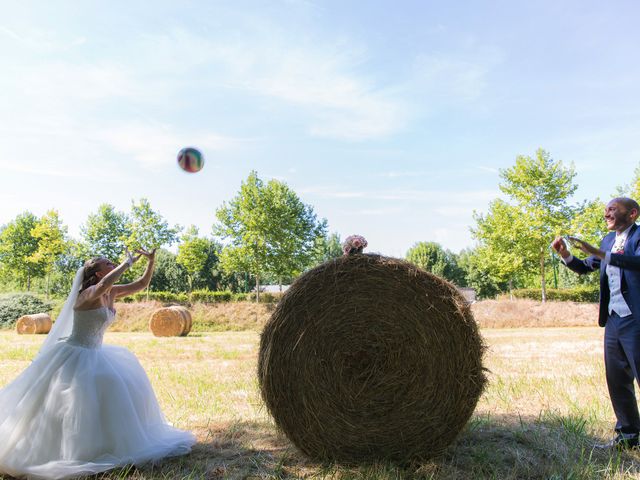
[0,212,44,290]
[546,198,606,289]
[473,149,577,301]
[176,226,212,292]
[458,248,506,299]
[30,210,69,298]
[150,249,188,293]
[198,241,227,291]
[125,198,180,252]
[50,239,86,297]
[81,204,130,260]
[620,164,640,201]
[215,171,326,300]
[570,198,608,245]
[471,200,525,295]
[125,198,181,287]
[264,179,327,288]
[313,232,343,264]
[405,241,466,285]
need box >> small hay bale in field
[16,313,52,334]
[149,306,192,337]
[258,254,487,462]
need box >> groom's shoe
[595,432,640,450]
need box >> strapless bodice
[66,307,115,349]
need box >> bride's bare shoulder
[74,287,102,310]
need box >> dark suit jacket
[565,224,640,327]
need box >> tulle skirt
[0,341,195,479]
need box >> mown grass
[2,327,640,479]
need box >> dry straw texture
[258,254,487,463]
[16,313,52,334]
[149,306,192,337]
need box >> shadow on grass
[439,412,640,479]
[5,413,640,480]
[177,413,640,480]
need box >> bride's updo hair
[81,257,108,291]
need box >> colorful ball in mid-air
[177,147,204,173]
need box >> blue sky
[1,1,639,257]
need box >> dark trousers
[605,311,640,433]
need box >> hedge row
[507,286,599,303]
[0,293,54,328]
[119,290,283,304]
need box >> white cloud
[375,189,499,203]
[414,56,489,100]
[551,124,640,171]
[476,165,499,174]
[244,48,407,140]
[144,25,504,139]
[0,160,93,179]
[1,20,501,149]
[0,26,22,41]
[433,206,479,216]
[0,60,148,110]
[129,28,409,141]
[405,47,503,113]
[0,25,86,53]
[376,170,429,178]
[299,186,367,198]
[94,123,245,169]
[302,186,499,203]
[357,207,405,216]
[433,228,453,244]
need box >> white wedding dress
[0,304,195,479]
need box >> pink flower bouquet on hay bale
[342,235,368,256]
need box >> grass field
[2,327,640,479]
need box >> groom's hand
[551,236,570,258]
[569,237,605,259]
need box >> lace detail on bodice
[66,307,115,349]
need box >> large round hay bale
[149,306,192,337]
[258,254,487,462]
[16,313,52,334]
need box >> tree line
[0,171,331,300]
[408,149,640,300]
[2,153,639,301]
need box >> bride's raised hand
[123,247,142,267]
[135,248,157,261]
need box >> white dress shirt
[605,225,633,317]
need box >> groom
[552,197,640,449]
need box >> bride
[0,249,195,479]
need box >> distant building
[458,287,477,303]
[253,285,290,293]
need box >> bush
[242,292,284,303]
[508,286,599,303]
[257,292,280,303]
[189,290,282,303]
[190,290,233,303]
[119,291,189,304]
[0,293,54,328]
[117,289,283,305]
